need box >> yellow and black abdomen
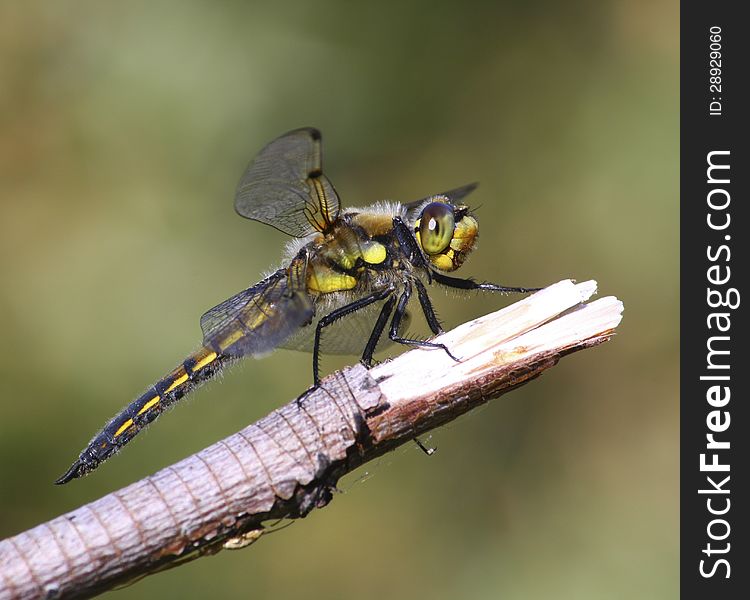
[55,346,229,484]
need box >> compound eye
[418,202,455,255]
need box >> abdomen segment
[54,346,229,484]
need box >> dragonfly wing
[402,182,479,221]
[201,266,314,358]
[280,303,412,356]
[235,127,341,237]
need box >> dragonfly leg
[389,281,459,362]
[431,271,541,293]
[413,436,437,455]
[313,286,395,385]
[360,294,397,368]
[412,277,443,334]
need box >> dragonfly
[55,127,539,484]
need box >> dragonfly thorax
[305,218,392,294]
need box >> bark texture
[0,279,624,600]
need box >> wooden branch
[0,279,623,600]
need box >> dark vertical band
[681,3,748,597]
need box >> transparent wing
[402,182,479,221]
[281,303,412,356]
[201,260,314,357]
[234,127,341,237]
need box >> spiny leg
[404,279,442,457]
[431,271,541,293]
[414,436,437,456]
[412,277,443,335]
[389,281,459,362]
[313,286,395,385]
[360,294,398,368]
[371,281,445,457]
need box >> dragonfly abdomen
[54,346,228,484]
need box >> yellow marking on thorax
[114,419,134,437]
[137,396,160,416]
[192,351,217,371]
[307,264,357,293]
[333,240,386,270]
[361,241,386,265]
[336,253,357,270]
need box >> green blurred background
[0,1,677,598]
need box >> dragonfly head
[414,196,478,272]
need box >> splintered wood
[0,279,623,600]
